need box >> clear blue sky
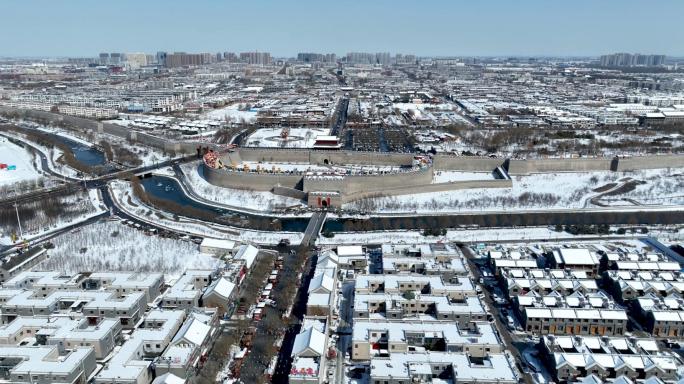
[1,0,682,58]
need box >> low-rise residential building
[603,270,684,303]
[0,316,121,358]
[355,274,476,301]
[633,294,684,337]
[353,294,486,325]
[503,268,598,299]
[161,269,215,310]
[199,238,236,255]
[548,248,601,278]
[0,248,48,284]
[521,306,628,336]
[351,320,502,360]
[95,309,185,384]
[202,277,236,313]
[540,335,681,383]
[0,345,97,384]
[290,322,329,384]
[369,352,517,384]
[306,249,339,319]
[156,309,219,380]
[336,245,367,270]
[1,289,147,328]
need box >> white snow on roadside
[317,226,633,246]
[34,125,95,147]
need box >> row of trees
[129,176,282,232]
[2,124,101,174]
[0,190,95,240]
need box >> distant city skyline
[1,0,683,58]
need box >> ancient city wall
[203,163,302,191]
[340,179,513,204]
[235,148,414,166]
[433,156,503,171]
[272,186,308,200]
[0,107,196,154]
[310,151,414,166]
[617,155,684,171]
[5,106,684,175]
[237,148,310,163]
[302,168,434,196]
[508,158,614,175]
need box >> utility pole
[14,202,23,240]
[13,185,24,240]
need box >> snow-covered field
[1,130,84,179]
[201,104,257,123]
[316,226,633,246]
[346,168,684,213]
[39,220,218,279]
[180,162,306,212]
[0,137,43,187]
[244,127,329,148]
[621,168,684,205]
[0,189,106,246]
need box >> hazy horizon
[1,0,683,58]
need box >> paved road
[334,281,355,384]
[269,247,319,384]
[460,246,533,384]
[302,211,327,246]
[330,97,349,137]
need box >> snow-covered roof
[152,373,186,384]
[205,277,235,300]
[200,237,236,251]
[235,244,259,269]
[172,317,211,347]
[308,273,334,294]
[558,248,599,265]
[337,245,364,256]
[291,326,326,357]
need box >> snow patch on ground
[0,137,43,187]
[433,170,495,183]
[109,180,304,246]
[0,189,106,247]
[346,168,683,214]
[40,220,218,280]
[180,162,307,212]
[243,127,330,148]
[317,227,631,246]
[201,104,257,123]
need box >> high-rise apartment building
[297,53,337,63]
[599,53,666,67]
[239,51,272,65]
[165,52,214,68]
[346,52,393,65]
